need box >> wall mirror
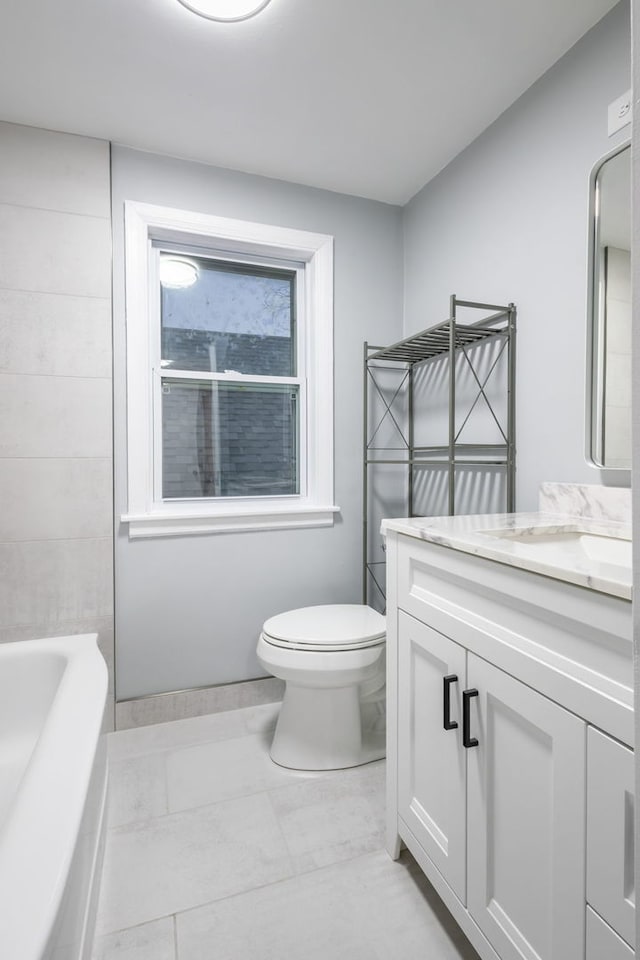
[587,142,631,469]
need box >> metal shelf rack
[363,295,516,607]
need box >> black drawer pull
[443,675,458,730]
[463,688,479,748]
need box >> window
[122,202,336,537]
[157,250,301,500]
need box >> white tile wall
[0,123,111,217]
[0,290,112,377]
[0,121,114,727]
[0,459,112,540]
[0,203,111,298]
[0,538,113,624]
[0,374,112,458]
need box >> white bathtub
[0,635,108,960]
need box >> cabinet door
[586,907,634,960]
[587,727,635,947]
[467,654,586,960]
[397,611,467,903]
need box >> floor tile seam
[161,730,294,814]
[263,787,297,873]
[94,913,176,940]
[104,779,291,833]
[108,701,281,756]
[276,838,390,885]
[107,742,355,818]
[260,766,384,813]
[107,727,262,763]
[98,849,391,941]
[105,756,384,831]
[96,909,181,945]
[100,865,299,942]
[105,786,386,849]
[170,848,386,928]
[96,850,422,946]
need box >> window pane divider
[157,368,302,387]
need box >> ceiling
[0,0,620,204]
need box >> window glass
[162,379,299,499]
[160,253,296,377]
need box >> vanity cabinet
[385,529,634,960]
[397,610,586,960]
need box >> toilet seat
[262,604,385,652]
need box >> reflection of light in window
[175,0,272,22]
[159,258,199,289]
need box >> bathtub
[0,635,108,960]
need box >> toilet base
[269,683,386,771]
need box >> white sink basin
[480,525,632,568]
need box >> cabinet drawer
[587,727,635,947]
[587,907,634,960]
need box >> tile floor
[93,702,479,960]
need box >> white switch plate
[608,89,632,136]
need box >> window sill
[121,503,340,539]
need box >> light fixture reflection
[159,257,199,289]
[175,0,272,22]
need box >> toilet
[256,604,386,771]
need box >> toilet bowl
[256,604,386,771]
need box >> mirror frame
[586,139,631,469]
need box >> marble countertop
[381,512,632,600]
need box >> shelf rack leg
[408,364,414,517]
[363,341,369,604]
[448,295,457,515]
[507,303,517,512]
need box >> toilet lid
[263,604,385,649]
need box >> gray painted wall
[0,122,115,727]
[113,2,630,700]
[403,1,631,511]
[111,147,403,699]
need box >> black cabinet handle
[462,688,479,748]
[443,675,458,730]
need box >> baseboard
[115,676,284,730]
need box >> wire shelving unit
[363,295,517,607]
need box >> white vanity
[383,484,633,960]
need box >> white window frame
[121,201,337,538]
